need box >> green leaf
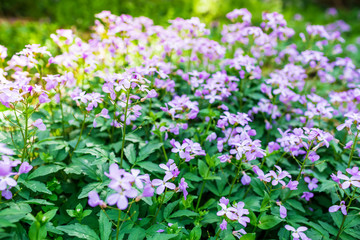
[43,208,58,222]
[19,199,54,206]
[0,203,32,223]
[78,182,106,199]
[0,219,15,228]
[304,222,329,239]
[147,233,178,240]
[198,160,208,178]
[318,221,338,236]
[260,191,270,212]
[57,223,100,240]
[240,233,256,240]
[99,211,111,240]
[183,172,202,182]
[28,165,64,180]
[286,199,305,213]
[128,227,146,240]
[124,144,136,164]
[24,181,52,194]
[189,226,201,240]
[137,161,162,172]
[319,180,336,192]
[330,212,343,228]
[163,200,179,219]
[169,210,199,218]
[258,215,282,230]
[137,142,163,162]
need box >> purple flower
[88,190,106,208]
[269,165,291,186]
[304,177,318,191]
[142,184,155,197]
[285,225,309,240]
[178,178,188,200]
[241,172,251,185]
[0,172,17,191]
[0,144,14,155]
[218,154,231,163]
[232,229,247,239]
[287,180,299,190]
[329,201,347,215]
[279,204,287,219]
[0,161,11,176]
[106,187,138,210]
[39,93,51,104]
[33,119,46,131]
[253,166,271,182]
[220,219,227,230]
[147,89,158,98]
[301,192,314,201]
[18,162,33,174]
[234,202,250,227]
[337,171,360,189]
[2,188,12,199]
[152,175,176,195]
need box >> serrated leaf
[124,144,136,164]
[28,165,64,180]
[57,223,100,240]
[163,200,180,219]
[128,227,146,240]
[137,142,163,162]
[19,199,54,206]
[258,215,282,230]
[24,181,52,194]
[0,203,32,223]
[240,233,256,240]
[78,182,106,199]
[137,161,162,172]
[99,211,111,240]
[286,199,305,213]
[198,160,208,178]
[169,210,199,218]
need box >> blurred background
[0,0,360,55]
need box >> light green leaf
[169,210,199,218]
[28,165,64,180]
[137,142,163,162]
[24,181,52,194]
[124,144,136,164]
[56,223,100,240]
[258,215,282,230]
[99,211,111,240]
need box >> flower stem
[115,210,122,240]
[120,89,131,168]
[228,162,242,197]
[70,112,87,158]
[152,189,167,224]
[196,180,206,211]
[347,130,359,168]
[21,102,29,163]
[335,188,357,240]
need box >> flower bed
[0,8,360,240]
